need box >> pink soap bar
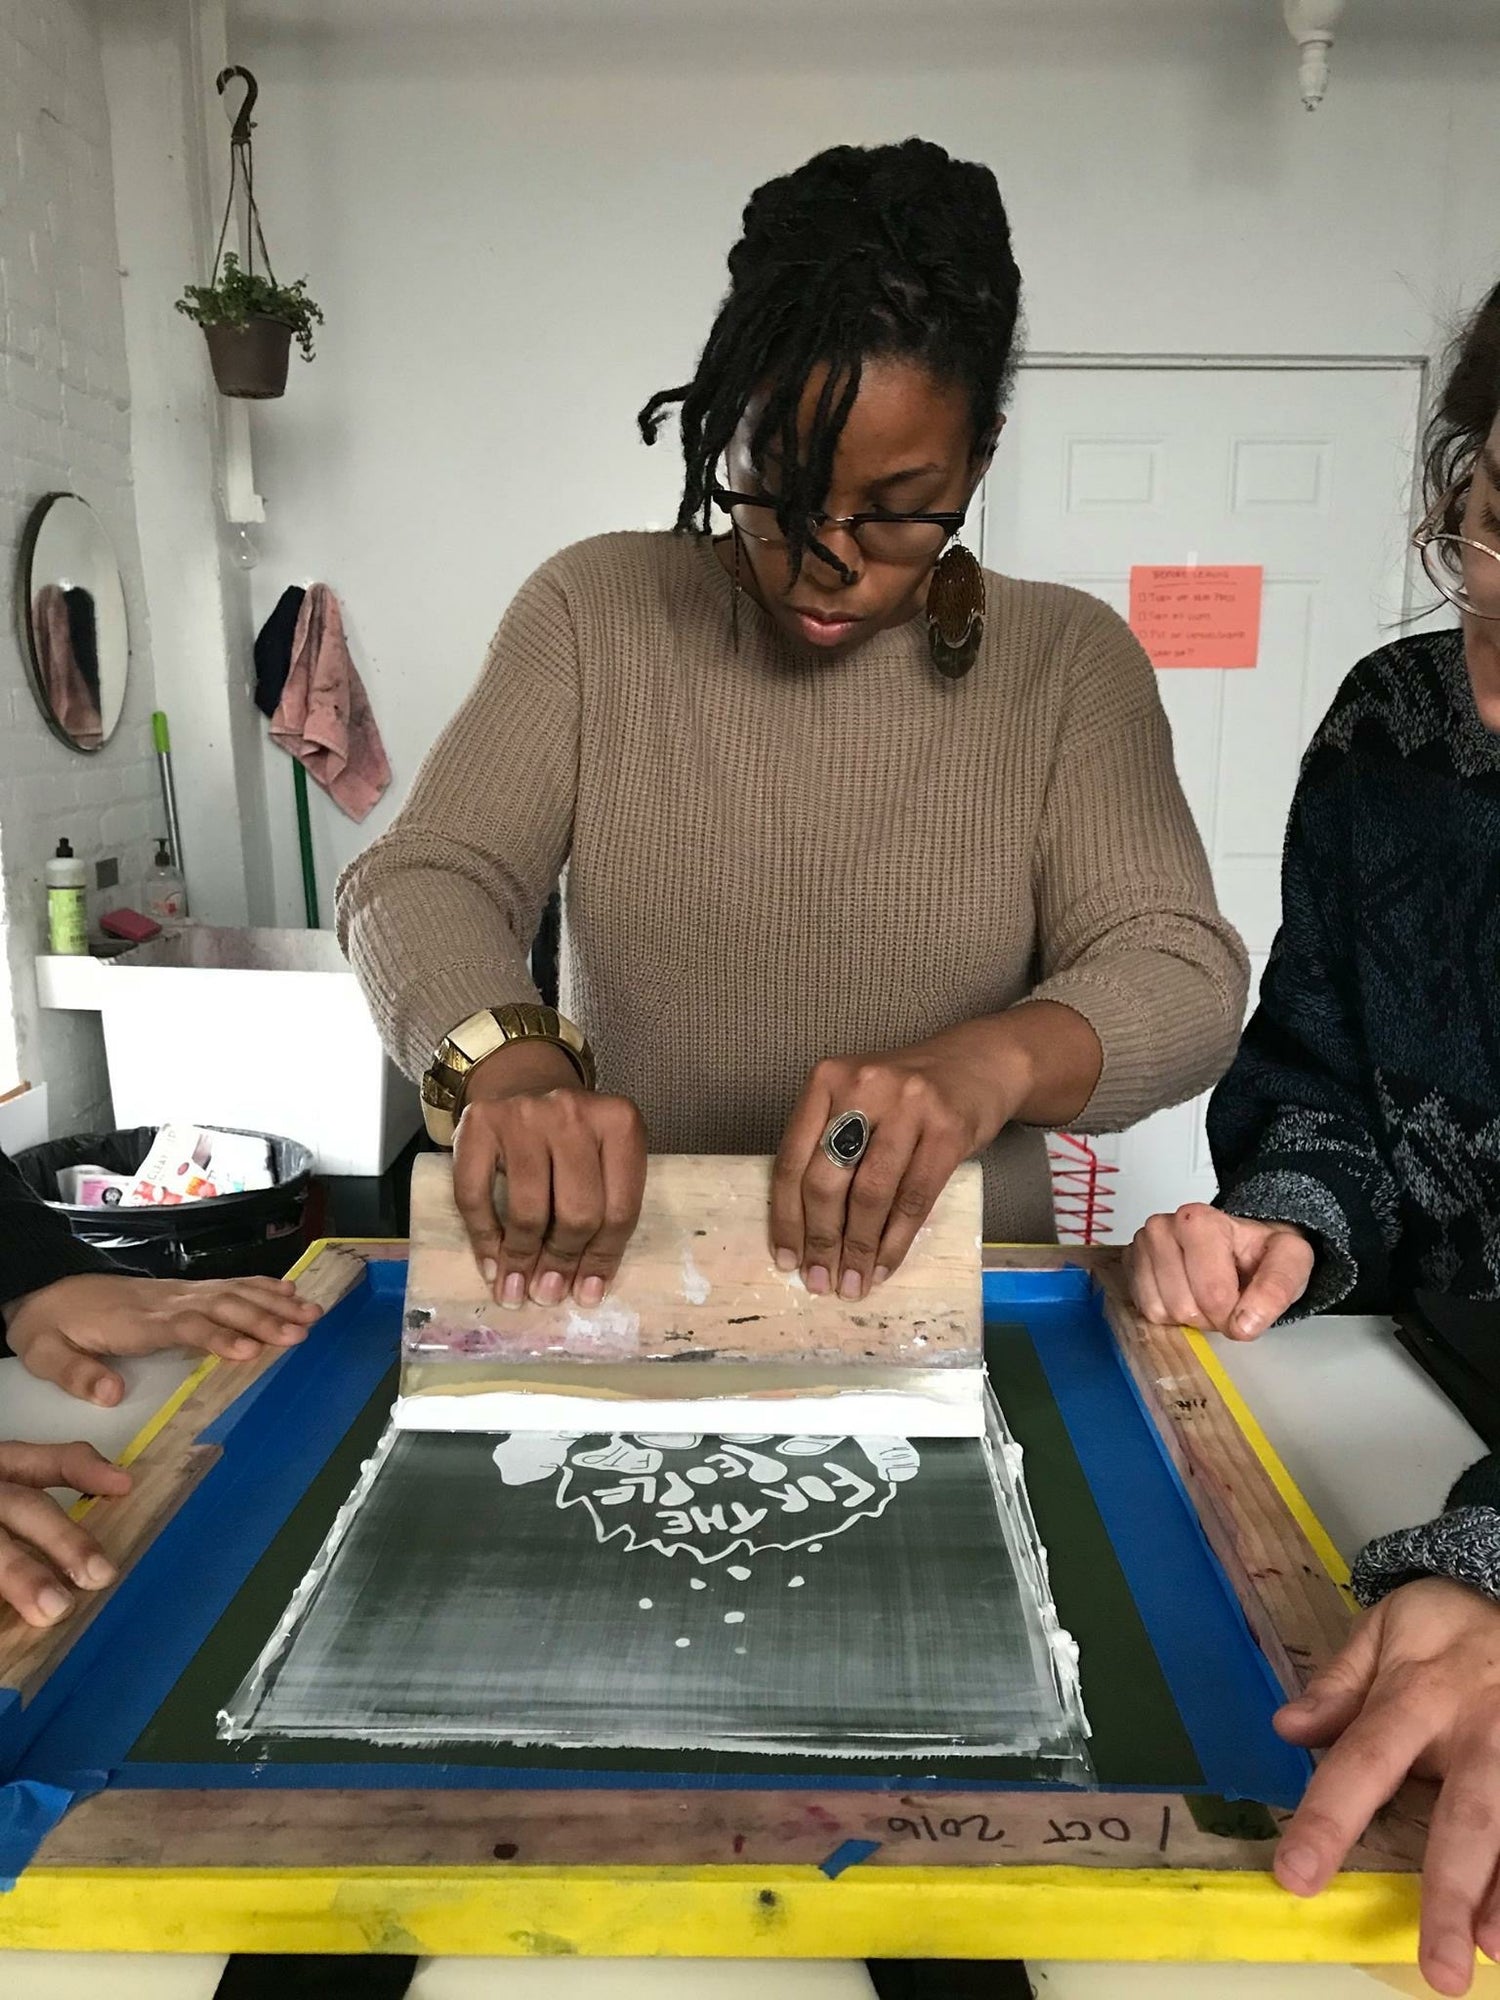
[100,908,161,943]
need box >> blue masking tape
[0,1270,398,1794]
[818,1837,882,1878]
[3,1261,1309,1822]
[985,1268,1313,1809]
[114,1759,1063,1796]
[0,1773,103,1888]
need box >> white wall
[99,0,279,935]
[217,0,1500,916]
[0,0,160,1135]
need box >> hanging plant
[177,253,323,397]
[175,67,325,400]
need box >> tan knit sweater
[338,532,1247,1241]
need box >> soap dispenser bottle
[145,838,187,924]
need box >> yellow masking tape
[0,1863,1423,1961]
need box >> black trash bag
[14,1127,315,1280]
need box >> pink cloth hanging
[270,583,391,822]
[32,584,102,749]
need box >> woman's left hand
[770,1033,1018,1300]
[1273,1576,1500,1997]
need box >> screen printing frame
[0,1239,1433,1963]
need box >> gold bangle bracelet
[420,1003,596,1147]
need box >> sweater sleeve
[0,1145,116,1317]
[1351,1456,1500,1608]
[1206,748,1402,1319]
[1027,598,1249,1132]
[336,560,580,1080]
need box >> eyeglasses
[711,482,965,567]
[1413,486,1500,622]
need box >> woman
[1129,281,1500,1998]
[338,136,1246,1304]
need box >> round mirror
[20,494,130,752]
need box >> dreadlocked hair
[637,138,1023,579]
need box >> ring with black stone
[820,1109,872,1170]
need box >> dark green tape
[1185,1793,1280,1841]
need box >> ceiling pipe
[1283,0,1347,110]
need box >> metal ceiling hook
[216,65,259,146]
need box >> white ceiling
[230,0,1500,44]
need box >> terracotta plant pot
[202,316,293,399]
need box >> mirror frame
[17,491,131,755]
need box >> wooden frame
[0,1240,1434,1960]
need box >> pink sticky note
[1128,565,1263,669]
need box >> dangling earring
[926,540,985,680]
[730,526,742,651]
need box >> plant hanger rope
[213,66,277,289]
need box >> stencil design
[493,1430,920,1565]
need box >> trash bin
[14,1127,315,1280]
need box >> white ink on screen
[491,1429,921,1571]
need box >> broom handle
[293,761,319,928]
[151,711,186,883]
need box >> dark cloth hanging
[0,1143,115,1311]
[63,586,100,710]
[253,585,306,718]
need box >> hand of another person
[0,1440,132,1627]
[453,1040,647,1309]
[771,1035,1017,1301]
[1273,1578,1500,1997]
[4,1273,322,1406]
[1126,1202,1315,1338]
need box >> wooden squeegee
[397,1152,984,1437]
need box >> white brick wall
[0,0,157,1139]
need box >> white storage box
[37,927,420,1177]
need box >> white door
[982,361,1423,1239]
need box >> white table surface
[0,1314,1489,2000]
[1207,1312,1486,1561]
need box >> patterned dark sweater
[1207,627,1500,1604]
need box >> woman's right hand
[451,1041,647,1309]
[1126,1202,1315,1339]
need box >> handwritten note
[1129,565,1263,669]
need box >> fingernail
[774,1249,798,1273]
[807,1266,830,1296]
[1276,1844,1318,1892]
[95,1378,121,1406]
[873,1266,890,1287]
[1429,1949,1473,1994]
[36,1586,72,1623]
[578,1276,605,1306]
[535,1271,566,1305]
[1432,1944,1480,1992]
[840,1270,863,1300]
[81,1555,116,1589]
[480,1257,498,1286]
[1231,1311,1262,1339]
[502,1273,525,1307]
[232,1339,257,1358]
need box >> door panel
[982,363,1423,1236]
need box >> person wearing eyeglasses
[1128,278,1500,1998]
[339,137,1246,1310]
